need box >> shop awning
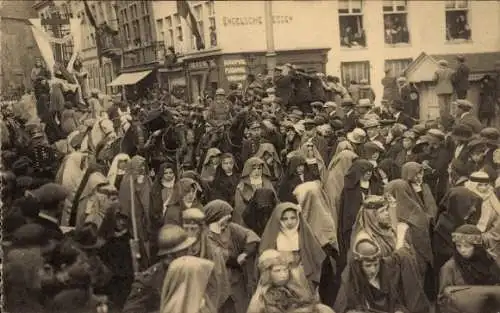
[107,70,152,86]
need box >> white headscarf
[107,153,131,187]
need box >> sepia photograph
[1,0,500,312]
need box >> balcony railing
[122,40,165,68]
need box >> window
[338,0,366,48]
[123,24,131,44]
[121,9,128,22]
[141,1,149,15]
[156,18,165,44]
[383,0,409,44]
[90,33,96,47]
[166,16,174,47]
[143,17,152,43]
[192,5,204,49]
[207,0,217,47]
[130,4,138,19]
[132,20,140,45]
[445,0,471,41]
[341,61,370,85]
[174,14,183,42]
[385,58,412,77]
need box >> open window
[383,0,410,45]
[341,61,370,85]
[445,0,471,41]
[338,0,366,48]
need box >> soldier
[122,224,197,313]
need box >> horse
[197,109,254,171]
[80,118,115,153]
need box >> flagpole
[264,1,276,73]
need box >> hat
[71,223,106,250]
[347,128,367,144]
[215,88,226,96]
[310,101,324,108]
[362,119,380,129]
[416,134,438,146]
[480,127,500,146]
[358,98,373,108]
[91,88,100,95]
[451,124,474,141]
[360,78,369,84]
[258,249,287,272]
[403,130,417,140]
[182,208,205,222]
[427,128,446,142]
[397,76,407,82]
[438,59,448,66]
[455,99,473,110]
[364,141,385,154]
[31,183,69,204]
[323,101,336,109]
[469,171,490,183]
[288,109,304,120]
[303,117,316,125]
[274,66,284,72]
[157,224,197,256]
[456,55,465,62]
[411,123,428,136]
[363,195,387,210]
[452,224,482,245]
[468,138,487,152]
[266,87,276,94]
[341,98,354,107]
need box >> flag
[176,0,205,50]
[83,0,103,66]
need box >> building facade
[33,0,120,95]
[151,0,500,107]
[0,0,40,95]
[112,1,164,100]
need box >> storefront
[108,66,156,101]
[182,48,330,102]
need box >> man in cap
[433,59,455,118]
[363,119,383,142]
[453,55,470,100]
[397,76,420,119]
[450,124,474,161]
[389,99,415,129]
[30,182,69,242]
[455,99,483,133]
[480,127,500,167]
[207,88,232,126]
[123,224,197,313]
[341,98,359,132]
[273,65,293,108]
[356,98,374,120]
[241,120,264,165]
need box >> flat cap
[31,183,69,204]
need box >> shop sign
[224,59,247,82]
[222,15,293,27]
[188,59,216,71]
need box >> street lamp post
[264,1,276,73]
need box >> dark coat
[310,76,326,103]
[453,63,470,92]
[273,74,293,107]
[122,262,168,313]
[343,111,359,133]
[292,73,312,107]
[395,112,415,129]
[210,168,240,206]
[32,215,63,242]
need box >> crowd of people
[2,57,500,313]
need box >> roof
[404,51,500,83]
[431,52,500,74]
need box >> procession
[2,1,500,313]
